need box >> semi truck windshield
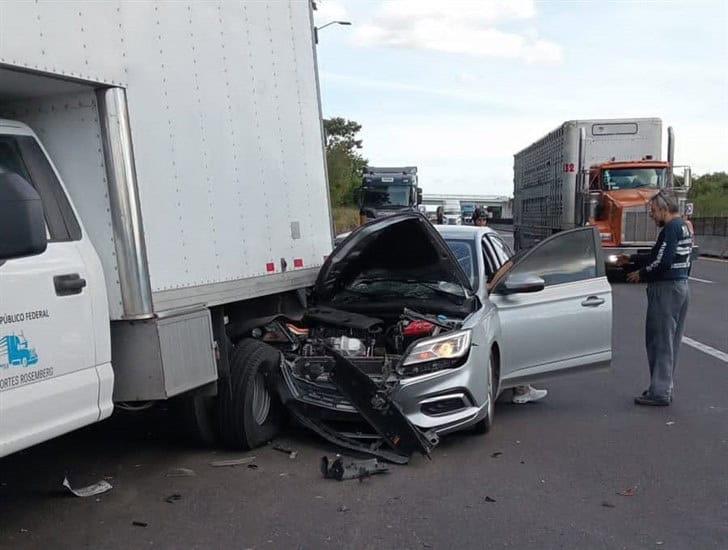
[362,185,411,208]
[603,168,666,190]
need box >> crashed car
[227,213,612,463]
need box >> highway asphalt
[0,256,726,549]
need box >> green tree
[323,117,367,207]
[687,172,728,217]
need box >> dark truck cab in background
[357,166,422,224]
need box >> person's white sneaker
[512,385,548,404]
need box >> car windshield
[443,238,478,289]
[602,168,666,190]
[362,185,411,208]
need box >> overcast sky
[313,0,728,197]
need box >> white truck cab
[0,122,114,456]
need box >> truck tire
[473,350,497,435]
[218,339,283,449]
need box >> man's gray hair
[650,191,679,214]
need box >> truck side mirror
[0,172,48,262]
[352,186,362,204]
[416,188,423,205]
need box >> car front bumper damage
[275,348,440,464]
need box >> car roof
[436,224,498,240]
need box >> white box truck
[0,1,333,457]
[513,118,692,271]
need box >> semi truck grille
[622,208,659,244]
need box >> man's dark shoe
[634,394,670,406]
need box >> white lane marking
[689,276,714,284]
[697,256,728,263]
[683,337,728,363]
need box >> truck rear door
[0,133,100,457]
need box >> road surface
[0,256,726,549]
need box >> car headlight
[398,331,471,376]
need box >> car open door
[488,227,612,387]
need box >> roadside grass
[693,193,728,217]
[333,206,359,234]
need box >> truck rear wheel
[218,339,283,449]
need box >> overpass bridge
[421,193,513,219]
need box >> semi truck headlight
[402,331,471,367]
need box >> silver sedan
[265,214,612,461]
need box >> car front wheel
[473,349,496,434]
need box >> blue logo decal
[0,334,39,369]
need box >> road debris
[601,501,616,508]
[247,463,259,470]
[62,476,113,498]
[491,451,503,458]
[210,457,256,467]
[483,496,496,503]
[617,486,638,497]
[666,421,675,426]
[321,455,389,481]
[273,445,298,459]
[338,505,350,513]
[132,521,148,528]
[165,468,196,478]
[164,494,183,504]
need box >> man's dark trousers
[645,280,689,400]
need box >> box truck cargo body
[0,1,332,456]
[513,118,692,269]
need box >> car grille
[282,355,399,412]
[622,208,659,244]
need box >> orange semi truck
[513,118,693,272]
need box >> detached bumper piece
[321,455,388,481]
[277,349,439,464]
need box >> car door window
[504,228,600,287]
[481,240,498,282]
[0,135,81,242]
[486,234,513,263]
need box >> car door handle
[581,296,605,307]
[54,273,87,296]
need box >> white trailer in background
[0,1,332,457]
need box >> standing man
[617,192,692,406]
[473,207,547,404]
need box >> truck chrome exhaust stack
[96,87,154,320]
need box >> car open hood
[315,212,473,302]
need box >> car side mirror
[0,172,48,262]
[500,273,545,294]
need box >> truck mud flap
[327,350,438,458]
